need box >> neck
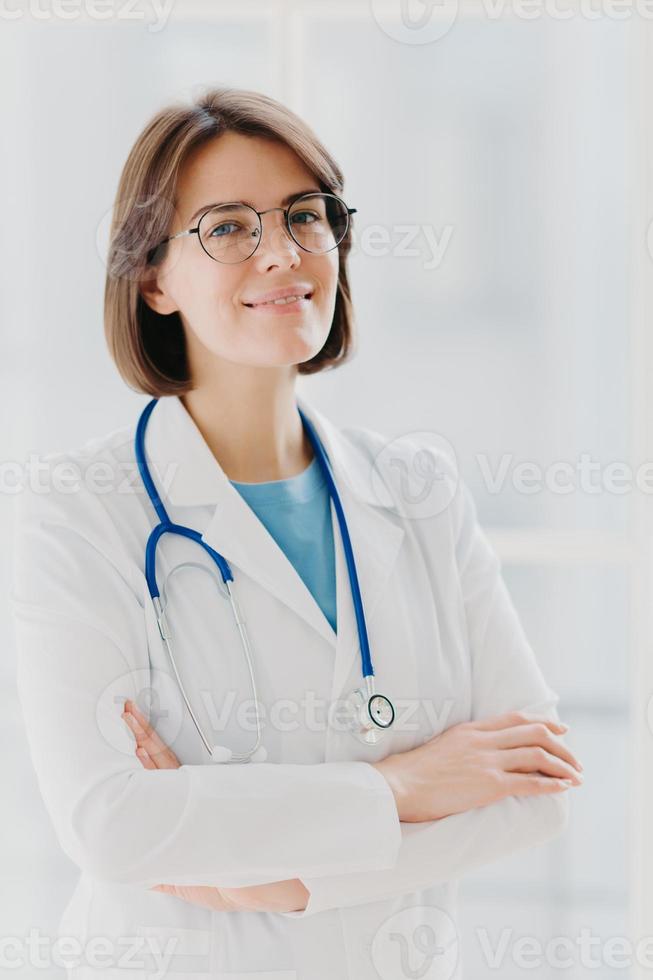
[180,365,314,483]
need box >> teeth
[257,294,307,306]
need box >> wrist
[372,757,404,820]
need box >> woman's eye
[290,210,318,225]
[208,222,240,238]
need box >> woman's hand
[122,698,181,770]
[371,710,584,823]
[121,700,309,914]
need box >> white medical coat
[9,393,569,980]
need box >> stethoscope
[135,397,396,763]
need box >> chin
[270,330,329,365]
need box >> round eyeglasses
[148,192,357,265]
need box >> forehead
[175,132,317,218]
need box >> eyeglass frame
[148,191,357,265]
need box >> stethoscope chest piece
[346,687,395,744]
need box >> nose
[252,208,301,268]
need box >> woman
[11,87,582,980]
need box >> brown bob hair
[103,87,357,397]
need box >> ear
[138,268,179,316]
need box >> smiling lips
[244,294,313,315]
[243,284,314,308]
[253,294,309,307]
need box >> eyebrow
[186,188,322,227]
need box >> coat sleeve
[9,464,402,889]
[280,471,570,918]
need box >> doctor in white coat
[10,87,583,980]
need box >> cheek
[323,257,340,313]
[327,252,340,285]
[177,262,244,321]
[314,254,339,306]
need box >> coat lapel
[143,394,405,694]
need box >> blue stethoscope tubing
[135,397,395,762]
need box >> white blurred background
[2,2,653,978]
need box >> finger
[136,747,157,770]
[473,710,568,734]
[500,747,582,783]
[122,710,147,747]
[502,772,578,797]
[122,703,179,768]
[124,700,164,746]
[493,723,582,772]
[122,709,161,752]
[122,712,179,770]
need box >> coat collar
[145,392,382,510]
[141,394,404,687]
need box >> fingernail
[558,723,569,731]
